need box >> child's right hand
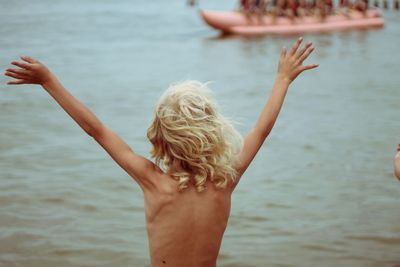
[277,37,318,84]
[5,56,53,86]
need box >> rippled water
[1,1,400,266]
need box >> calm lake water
[1,1,399,266]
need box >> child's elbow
[85,127,97,138]
[86,124,105,139]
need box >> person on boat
[308,0,317,10]
[284,0,299,21]
[315,0,327,20]
[325,0,334,14]
[251,0,268,23]
[354,0,368,15]
[339,0,350,8]
[4,38,318,267]
[240,0,252,17]
[271,0,287,22]
[394,144,400,180]
[338,0,351,17]
[305,0,316,16]
[252,0,267,13]
[297,0,311,18]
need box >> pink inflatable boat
[201,9,384,35]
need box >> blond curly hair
[147,81,242,192]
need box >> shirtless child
[4,38,317,267]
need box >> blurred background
[0,0,399,266]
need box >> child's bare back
[146,175,232,267]
[4,37,317,266]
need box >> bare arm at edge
[394,144,400,180]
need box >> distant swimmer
[4,37,317,267]
[394,144,400,180]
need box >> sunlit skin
[394,144,400,180]
[4,38,317,267]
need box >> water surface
[1,1,400,266]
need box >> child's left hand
[5,56,53,86]
[277,37,319,84]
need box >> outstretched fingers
[5,66,31,78]
[5,56,42,85]
[300,64,319,72]
[5,71,28,80]
[296,42,312,58]
[7,79,29,85]
[21,55,37,64]
[5,66,33,85]
[289,37,303,56]
[6,68,30,76]
[280,47,287,60]
[298,45,315,64]
[11,60,32,70]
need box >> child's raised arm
[235,37,318,180]
[5,56,159,190]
